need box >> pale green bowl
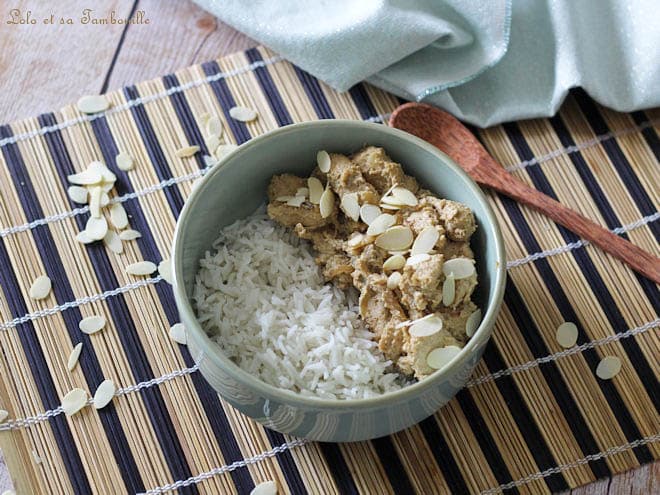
[172,120,506,442]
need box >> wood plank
[0,0,135,123]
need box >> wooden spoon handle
[485,171,660,283]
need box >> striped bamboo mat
[0,45,657,495]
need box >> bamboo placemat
[0,45,657,495]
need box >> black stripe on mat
[38,113,147,492]
[316,443,358,494]
[371,436,416,494]
[195,61,309,494]
[245,48,294,126]
[89,111,255,494]
[501,121,654,464]
[348,84,379,120]
[630,111,660,161]
[293,66,334,119]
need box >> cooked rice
[193,211,406,399]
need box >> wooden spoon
[390,102,660,284]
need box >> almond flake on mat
[426,345,461,370]
[375,226,413,251]
[85,216,108,241]
[125,261,157,276]
[317,150,331,173]
[442,257,475,279]
[67,343,83,371]
[119,229,142,241]
[556,322,578,348]
[88,186,103,218]
[392,186,418,206]
[366,213,396,236]
[204,135,221,153]
[175,145,201,158]
[229,106,258,122]
[596,356,621,380]
[386,271,402,290]
[406,253,431,266]
[319,189,334,218]
[169,323,187,345]
[410,315,443,338]
[202,155,217,168]
[75,230,95,244]
[340,192,360,221]
[250,480,278,495]
[93,379,116,409]
[286,196,306,207]
[67,185,88,204]
[215,144,238,159]
[116,152,134,171]
[465,310,481,339]
[359,204,381,225]
[61,388,88,417]
[100,191,110,207]
[158,259,173,284]
[442,273,455,306]
[103,230,123,254]
[0,410,8,424]
[206,115,224,137]
[383,254,406,271]
[67,167,103,186]
[29,275,52,300]
[307,177,323,204]
[411,227,439,256]
[109,203,128,229]
[77,94,110,114]
[79,315,106,335]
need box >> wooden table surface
[0,1,656,493]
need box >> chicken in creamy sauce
[266,146,480,379]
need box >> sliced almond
[93,379,116,409]
[275,195,293,202]
[381,182,399,200]
[203,155,217,168]
[392,187,418,206]
[204,135,221,154]
[77,94,110,114]
[410,315,443,338]
[359,204,381,225]
[465,308,481,337]
[88,161,116,184]
[406,253,431,266]
[67,185,88,204]
[89,186,103,218]
[206,115,223,137]
[308,177,323,204]
[317,150,331,173]
[229,106,258,122]
[366,213,396,236]
[386,271,402,290]
[388,250,409,256]
[109,203,128,229]
[67,343,83,371]
[67,167,103,186]
[29,275,52,300]
[103,230,123,254]
[442,257,475,279]
[215,144,238,158]
[426,345,461,370]
[383,254,406,271]
[75,230,95,244]
[100,180,114,193]
[319,189,334,218]
[86,216,108,241]
[411,227,439,255]
[250,480,278,495]
[375,226,413,251]
[79,315,106,335]
[380,204,401,211]
[295,187,309,197]
[0,410,8,424]
[119,229,141,241]
[169,323,187,345]
[126,261,157,276]
[556,322,578,348]
[175,145,200,158]
[116,152,134,171]
[596,356,622,380]
[100,191,110,207]
[340,192,360,221]
[61,388,88,416]
[158,259,173,284]
[442,273,455,306]
[347,233,365,247]
[286,196,306,207]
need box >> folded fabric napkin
[194,0,660,126]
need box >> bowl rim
[172,119,506,410]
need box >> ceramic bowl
[172,120,506,442]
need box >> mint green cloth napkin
[194,0,660,126]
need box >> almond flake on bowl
[93,379,116,409]
[229,105,258,122]
[375,226,413,251]
[442,257,475,279]
[61,388,88,416]
[125,261,157,276]
[410,315,443,338]
[308,177,323,204]
[366,213,396,236]
[175,145,200,158]
[359,204,381,225]
[29,275,52,300]
[319,189,334,218]
[411,227,439,255]
[77,94,110,114]
[426,345,461,370]
[316,150,331,173]
[465,308,481,337]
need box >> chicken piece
[398,254,444,313]
[351,146,419,194]
[436,301,478,345]
[398,328,463,379]
[296,224,353,288]
[267,173,307,200]
[351,244,386,290]
[420,197,476,241]
[267,174,331,228]
[326,153,380,205]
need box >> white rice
[193,211,406,399]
